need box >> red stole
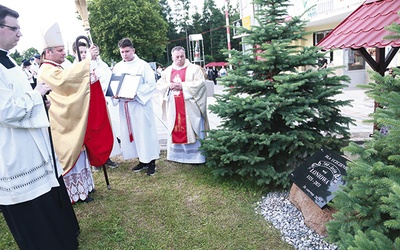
[171,68,187,144]
[84,80,114,166]
[124,101,134,142]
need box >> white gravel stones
[256,192,338,250]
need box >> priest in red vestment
[157,46,209,164]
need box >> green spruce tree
[200,0,353,188]
[326,65,400,249]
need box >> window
[314,30,333,62]
[314,30,331,46]
[347,49,365,70]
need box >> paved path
[335,87,374,140]
[152,81,374,149]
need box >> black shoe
[146,160,156,176]
[131,162,148,172]
[106,158,118,169]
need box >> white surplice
[112,55,159,163]
[0,64,62,205]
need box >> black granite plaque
[289,148,348,208]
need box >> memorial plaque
[289,148,348,208]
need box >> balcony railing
[304,0,364,20]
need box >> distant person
[156,65,163,80]
[219,65,227,77]
[387,67,398,78]
[388,67,394,76]
[0,4,80,249]
[157,46,210,164]
[208,66,218,85]
[204,66,210,79]
[38,23,113,203]
[30,53,40,85]
[21,59,35,88]
[318,57,328,69]
[112,38,160,176]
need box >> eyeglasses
[0,24,20,32]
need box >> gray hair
[171,46,185,54]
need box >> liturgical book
[106,73,141,99]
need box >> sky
[2,0,232,53]
[2,0,85,53]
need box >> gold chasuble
[38,60,90,173]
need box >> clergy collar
[0,48,16,68]
[0,49,9,57]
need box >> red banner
[84,80,114,166]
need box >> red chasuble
[171,68,188,144]
[84,80,114,166]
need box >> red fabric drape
[84,80,113,166]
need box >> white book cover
[106,73,142,99]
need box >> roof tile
[317,0,400,49]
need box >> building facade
[234,0,400,87]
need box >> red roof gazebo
[317,0,400,76]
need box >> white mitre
[41,22,64,50]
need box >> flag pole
[225,0,232,70]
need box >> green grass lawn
[0,151,294,250]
